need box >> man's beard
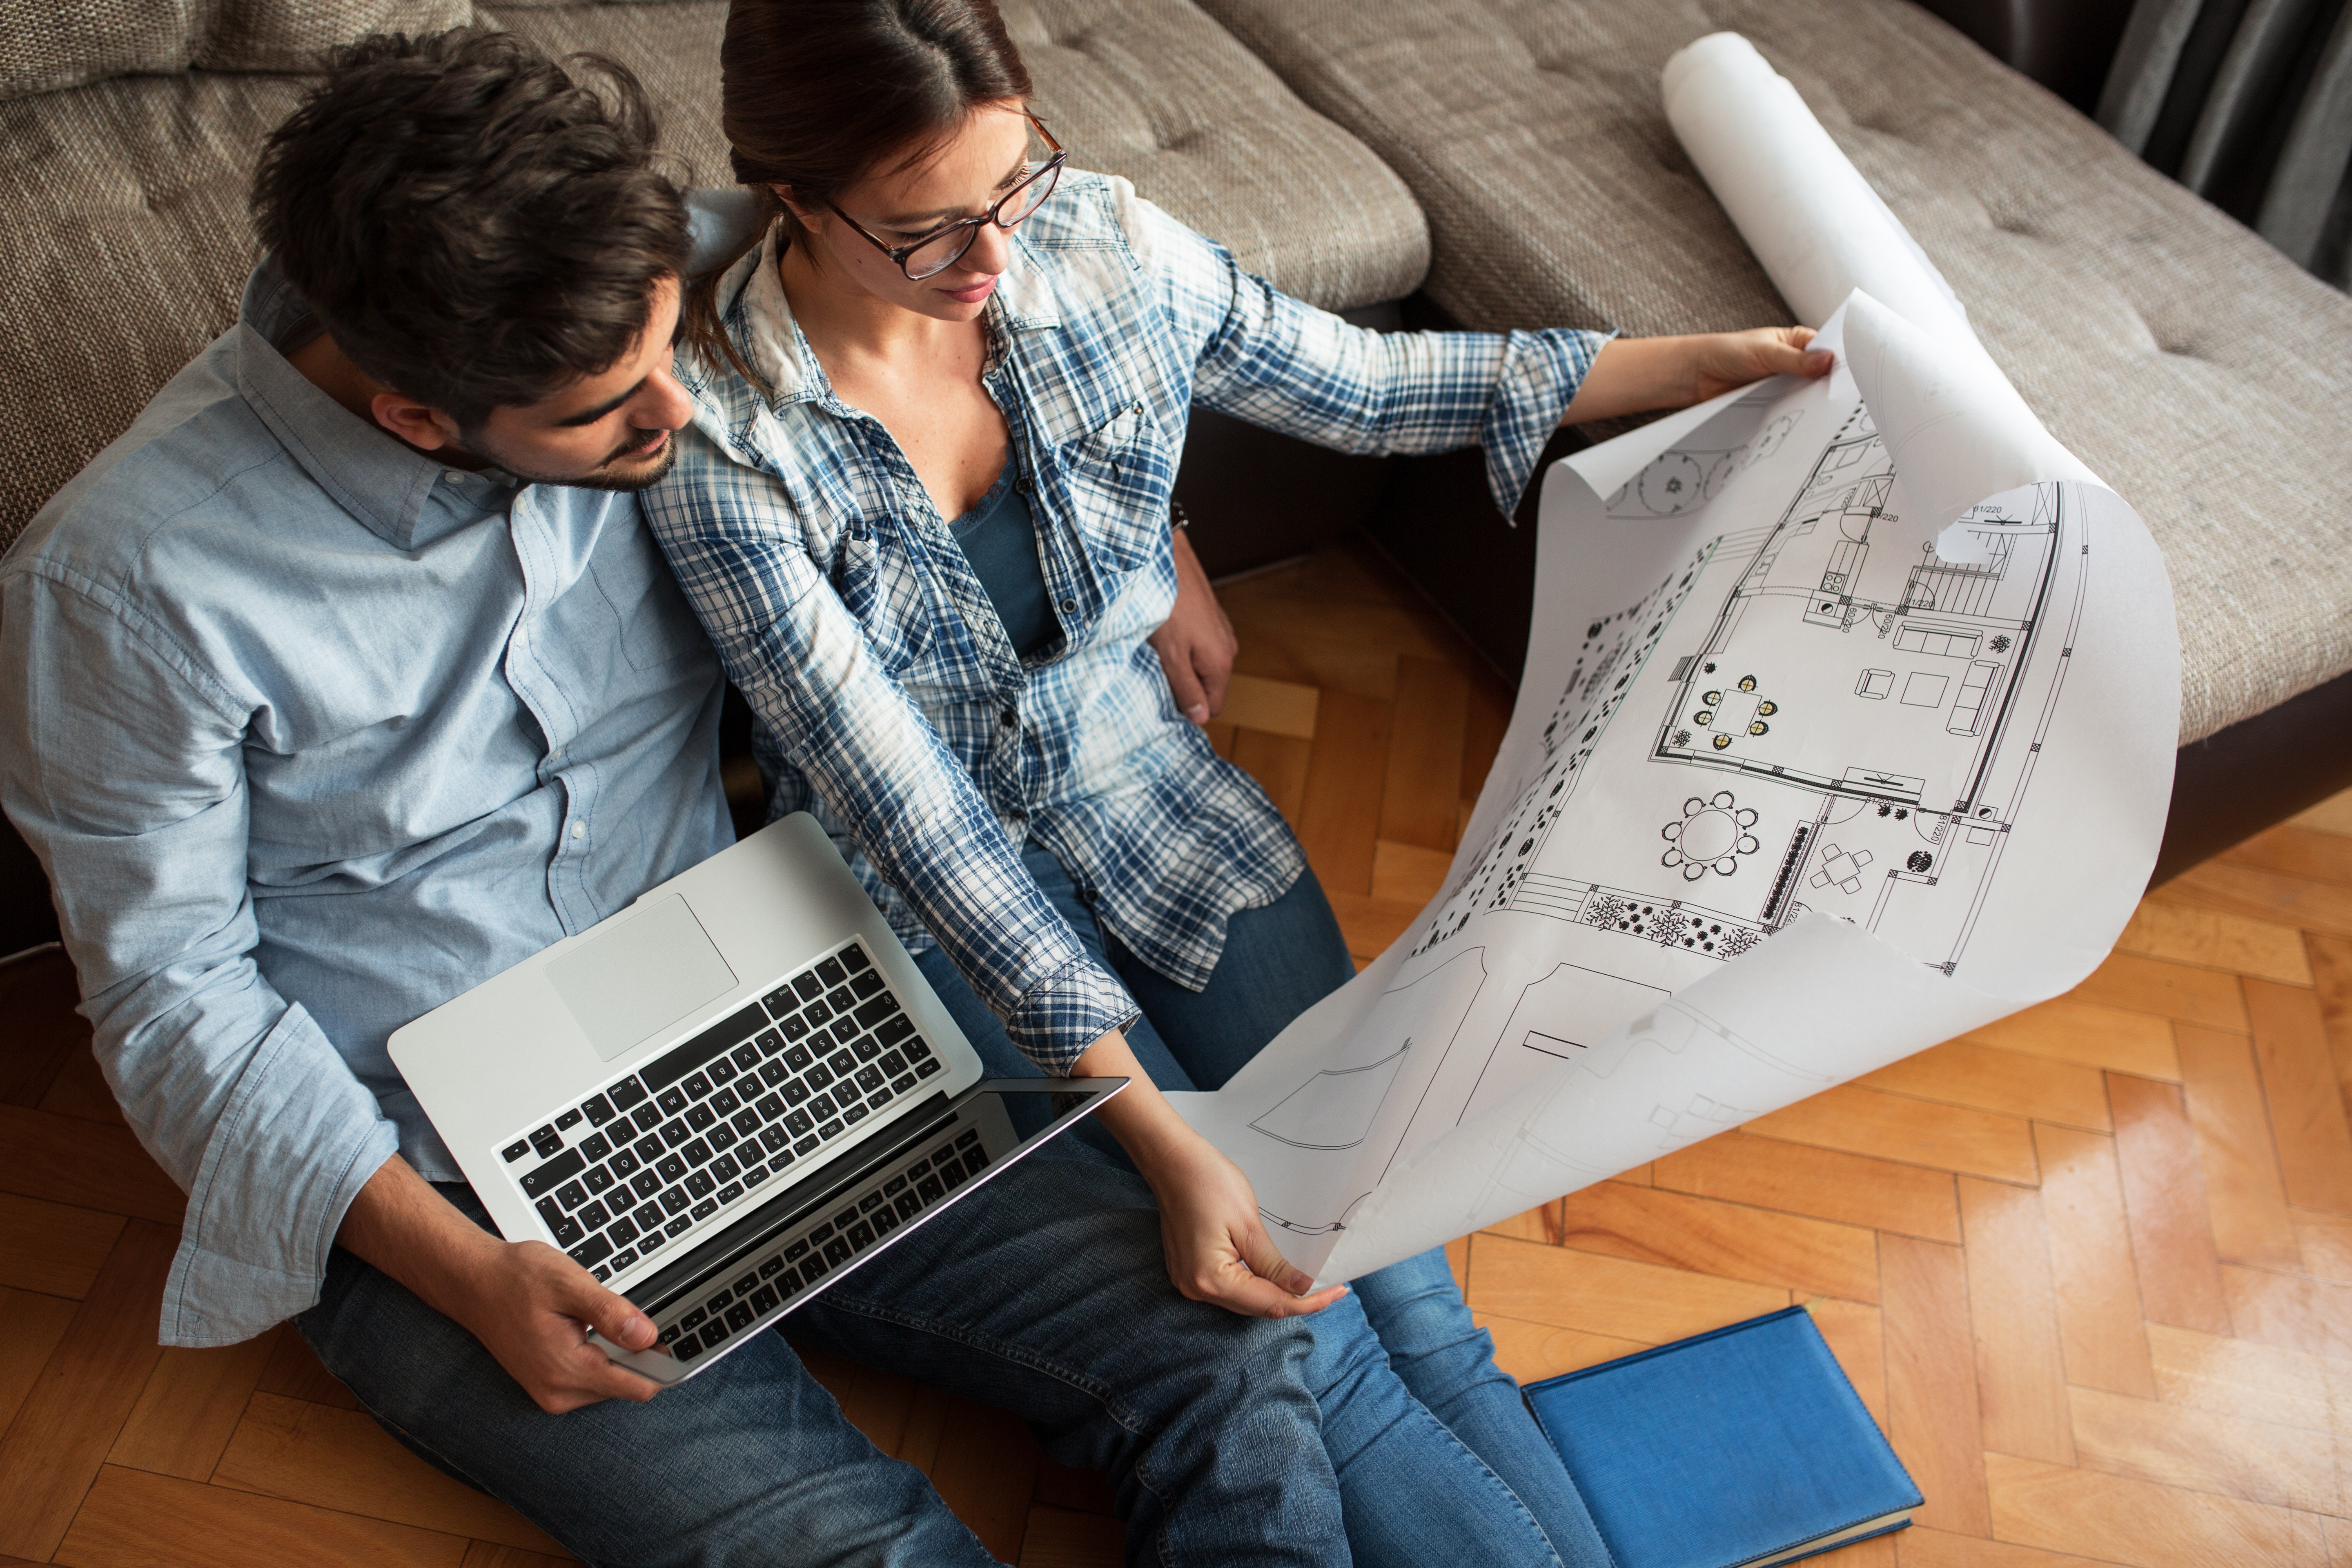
[466,425,679,494]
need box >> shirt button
[1077,887,1097,906]
[443,469,466,485]
[999,708,1016,728]
[570,822,586,840]
[1059,598,1076,613]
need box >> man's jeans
[300,1161,1350,1567]
[910,844,1614,1568]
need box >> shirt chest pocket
[586,524,712,672]
[1052,401,1174,577]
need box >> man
[0,29,1341,1566]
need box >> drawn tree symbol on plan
[1660,793,1762,880]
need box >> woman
[646,1,1828,1560]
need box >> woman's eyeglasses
[827,117,1067,282]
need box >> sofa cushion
[0,0,473,101]
[1198,0,2352,744]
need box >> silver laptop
[389,811,1125,1384]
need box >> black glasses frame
[826,116,1067,281]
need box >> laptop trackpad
[547,895,739,1061]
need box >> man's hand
[1564,327,1833,424]
[338,1154,665,1413]
[1149,523,1238,726]
[1074,1033,1348,1319]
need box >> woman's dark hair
[252,28,691,429]
[684,0,1032,378]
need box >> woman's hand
[1074,1031,1348,1318]
[1563,327,1833,424]
[1149,523,1238,726]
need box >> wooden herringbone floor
[4,536,2350,1567]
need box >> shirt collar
[713,219,1066,415]
[233,258,517,551]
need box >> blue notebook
[1522,1306,1921,1568]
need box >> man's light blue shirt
[0,262,731,1346]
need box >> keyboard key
[683,1071,713,1101]
[535,1195,566,1229]
[632,1103,665,1135]
[778,1081,809,1109]
[916,1058,942,1078]
[842,1104,869,1126]
[501,1139,530,1163]
[567,1233,612,1267]
[702,1314,730,1344]
[581,1093,615,1127]
[640,1228,668,1253]
[549,1212,584,1246]
[686,1168,716,1198]
[846,1219,875,1251]
[841,943,871,973]
[808,1093,837,1120]
[743,1163,771,1187]
[664,1214,693,1237]
[580,1131,612,1162]
[578,1198,612,1231]
[675,1334,704,1361]
[529,1125,563,1158]
[684,1139,714,1169]
[895,1192,922,1221]
[712,1153,741,1183]
[939,1160,966,1192]
[610,1147,641,1179]
[608,1078,648,1112]
[753,1092,785,1121]
[611,1246,638,1269]
[753,1030,785,1058]
[633,1134,664,1163]
[750,1283,780,1313]
[759,1125,791,1156]
[871,1205,899,1236]
[879,1051,908,1076]
[909,1158,930,1176]
[657,1086,688,1116]
[712,1088,742,1120]
[691,1197,719,1222]
[874,1014,915,1046]
[885,1175,907,1195]
[800,1248,828,1280]
[555,1108,583,1131]
[850,969,884,1000]
[852,995,897,1032]
[708,1125,738,1154]
[630,1168,662,1200]
[633,1202,664,1232]
[678,1305,708,1331]
[890,1073,916,1095]
[917,1174,944,1203]
[859,1192,886,1213]
[822,1236,853,1266]
[792,972,825,1003]
[608,1216,639,1247]
[717,1181,744,1205]
[555,1179,588,1211]
[707,1058,737,1089]
[724,1300,756,1332]
[818,1117,845,1140]
[641,1001,767,1095]
[582,1165,615,1196]
[964,1148,990,1175]
[734,1268,760,1294]
[817,957,848,989]
[659,1184,691,1215]
[826,986,854,1016]
[781,1016,812,1045]
[826,1049,856,1078]
[686,1102,717,1133]
[804,999,833,1028]
[956,1129,980,1148]
[850,1035,882,1063]
[854,1065,884,1095]
[793,1134,820,1156]
[758,1060,791,1089]
[591,1264,611,1283]
[731,1107,762,1137]
[730,1040,761,1072]
[782,1042,814,1071]
[660,1118,693,1149]
[657,1156,688,1188]
[763,984,798,1014]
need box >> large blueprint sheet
[1165,34,2181,1286]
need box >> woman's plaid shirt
[643,173,1606,1071]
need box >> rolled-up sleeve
[1130,193,1611,518]
[0,568,397,1346]
[644,437,1138,1071]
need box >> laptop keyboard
[656,1121,994,1365]
[497,940,946,1281]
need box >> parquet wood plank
[460,1544,572,1568]
[254,1321,361,1410]
[0,949,84,1109]
[1880,1234,1991,1536]
[2297,796,2352,836]
[108,1330,277,1481]
[1893,1527,2118,1568]
[1985,1452,2324,1568]
[2163,858,2352,942]
[1481,1203,1560,1245]
[2223,824,2352,888]
[2246,980,2352,1213]
[2296,1208,2352,1283]
[38,1045,127,1126]
[1744,1085,2040,1185]
[1017,1503,1124,1568]
[1370,838,1452,906]
[1472,1312,1649,1384]
[1861,1041,2111,1132]
[1834,1536,1901,1566]
[926,1396,1038,1565]
[1230,729,1312,824]
[1324,889,1424,962]
[1549,1182,1881,1302]
[2312,935,2352,1131]
[1464,1233,1788,1344]
[0,1104,184,1225]
[2222,1265,2352,1362]
[2174,1025,2301,1268]
[1653,1130,1962,1242]
[1218,673,1319,739]
[1203,719,1235,758]
[53,1463,469,1568]
[2143,1323,2345,1437]
[1031,1460,1117,1517]
[0,1190,123,1299]
[1461,671,1512,801]
[1958,1178,2074,1465]
[2069,951,2250,1031]
[0,1286,76,1433]
[2123,893,2312,983]
[2107,1072,2233,1334]
[0,1218,176,1561]
[2067,1384,2343,1515]
[1294,689,1391,896]
[1962,1001,2180,1081]
[1805,1298,1889,1428]
[212,1392,569,1553]
[2032,1125,2156,1397]
[1379,656,1468,852]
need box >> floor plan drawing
[1169,291,2176,1285]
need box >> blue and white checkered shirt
[644,173,1606,1071]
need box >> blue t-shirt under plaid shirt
[643,173,1608,1073]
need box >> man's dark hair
[252,28,690,427]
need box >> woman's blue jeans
[910,842,1613,1568]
